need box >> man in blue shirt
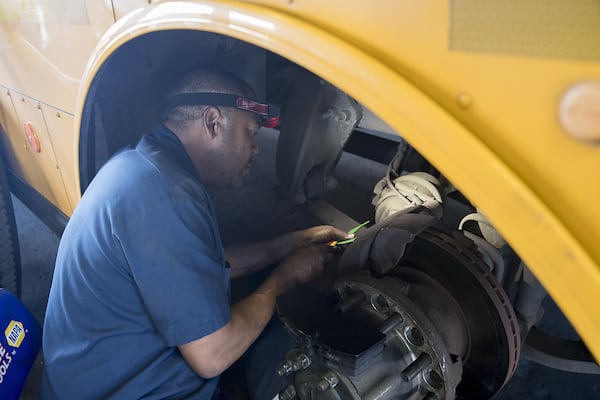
[40,68,349,399]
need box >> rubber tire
[0,157,21,297]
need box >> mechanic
[40,68,350,399]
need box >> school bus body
[0,0,599,365]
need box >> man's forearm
[178,275,285,378]
[226,231,302,278]
[180,243,330,379]
[226,226,349,279]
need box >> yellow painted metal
[450,0,600,61]
[241,0,600,357]
[0,0,114,214]
[0,0,599,361]
[0,0,113,112]
[3,91,71,213]
[0,86,77,214]
[0,87,25,176]
[75,0,600,361]
[39,105,77,212]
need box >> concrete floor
[14,129,600,399]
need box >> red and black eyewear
[163,92,280,128]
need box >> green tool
[328,220,370,246]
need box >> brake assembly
[276,209,520,400]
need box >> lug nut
[276,360,294,377]
[277,353,311,376]
[292,353,311,371]
[279,385,297,400]
[316,371,338,392]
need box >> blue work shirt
[40,124,231,399]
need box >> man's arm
[178,245,332,378]
[225,225,350,279]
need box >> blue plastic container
[0,289,42,400]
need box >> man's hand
[293,225,354,247]
[273,245,336,289]
[226,225,351,279]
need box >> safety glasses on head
[163,92,280,128]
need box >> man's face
[214,109,260,188]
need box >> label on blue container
[1,319,27,384]
[0,289,42,400]
[0,339,15,384]
[5,320,25,348]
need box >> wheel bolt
[292,353,311,371]
[276,360,294,376]
[277,353,311,376]
[378,312,403,334]
[316,371,338,392]
[279,385,297,400]
[401,353,432,381]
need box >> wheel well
[78,29,268,192]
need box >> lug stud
[401,353,432,381]
[316,371,338,392]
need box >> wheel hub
[276,229,520,399]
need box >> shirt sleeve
[115,181,230,347]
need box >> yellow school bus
[0,1,599,398]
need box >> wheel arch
[73,1,600,360]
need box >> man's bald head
[161,67,260,188]
[162,67,256,130]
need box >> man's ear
[203,106,222,139]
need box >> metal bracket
[276,75,362,204]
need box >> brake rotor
[277,227,520,400]
[396,229,521,399]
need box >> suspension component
[277,229,520,400]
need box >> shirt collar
[150,124,201,181]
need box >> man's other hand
[271,245,339,292]
[295,225,353,247]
